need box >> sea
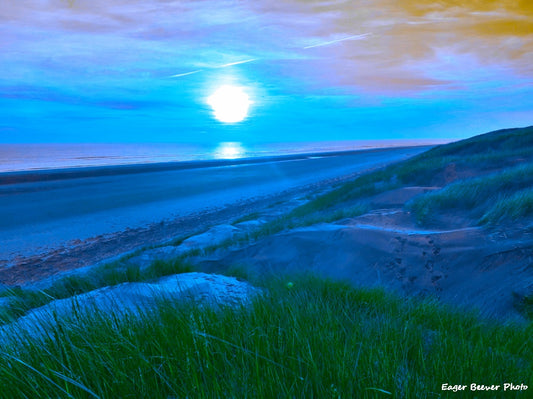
[0,139,449,173]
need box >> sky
[0,0,532,144]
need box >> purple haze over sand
[0,1,532,145]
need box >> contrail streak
[216,58,258,68]
[169,58,258,78]
[303,33,372,49]
[169,70,202,78]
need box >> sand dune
[194,204,532,320]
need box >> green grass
[272,128,533,224]
[480,187,533,225]
[1,275,531,398]
[426,126,533,159]
[408,162,533,225]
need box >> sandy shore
[0,146,430,285]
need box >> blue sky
[1,0,532,144]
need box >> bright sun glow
[207,85,251,123]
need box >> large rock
[1,273,260,342]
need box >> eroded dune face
[194,211,532,321]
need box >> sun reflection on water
[213,142,246,159]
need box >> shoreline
[0,142,430,286]
[1,145,435,283]
[0,144,436,185]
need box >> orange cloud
[271,0,533,93]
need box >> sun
[207,85,251,123]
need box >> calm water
[0,139,448,173]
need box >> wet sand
[0,146,429,276]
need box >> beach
[2,130,531,322]
[1,128,532,397]
[0,145,430,283]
